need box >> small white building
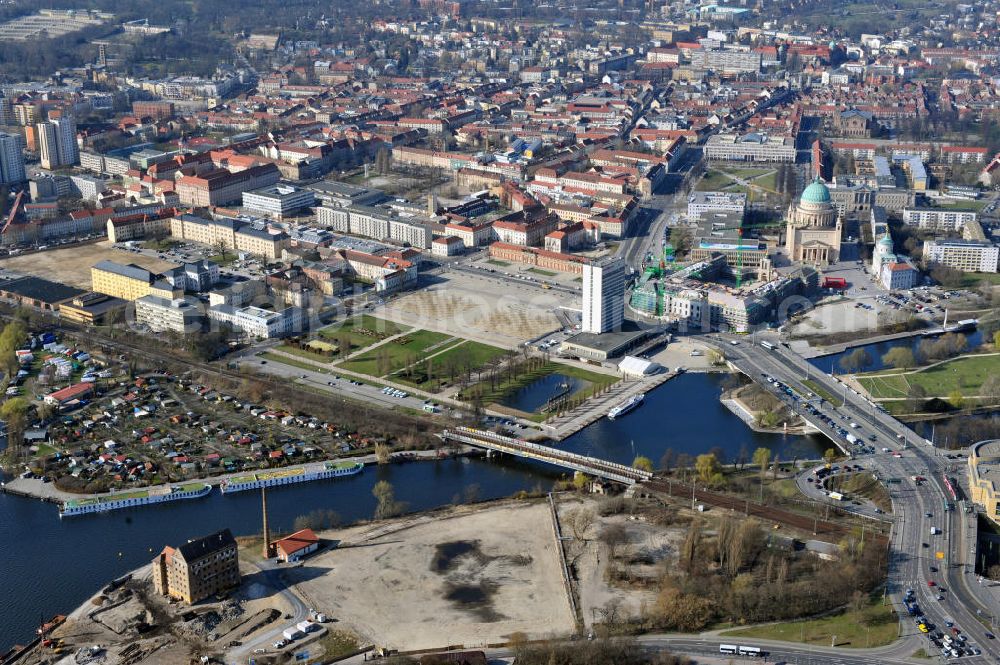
[275,528,320,562]
[618,355,662,377]
[431,235,464,257]
[880,260,920,290]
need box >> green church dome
[801,178,831,204]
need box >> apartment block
[902,208,978,232]
[91,261,156,301]
[242,183,315,220]
[0,132,26,184]
[923,239,999,273]
[169,214,288,260]
[135,295,204,333]
[175,163,280,207]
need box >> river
[0,372,825,650]
[808,330,984,374]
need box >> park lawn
[391,340,508,392]
[275,344,335,364]
[318,315,409,356]
[857,354,1000,400]
[696,170,733,191]
[528,267,557,277]
[458,361,619,409]
[721,593,899,648]
[487,259,511,267]
[935,199,988,212]
[753,171,778,191]
[726,167,771,179]
[337,329,454,377]
[959,272,1000,288]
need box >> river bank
[1,448,465,508]
[0,371,828,652]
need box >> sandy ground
[559,500,682,631]
[651,338,716,372]
[787,297,881,337]
[0,241,179,289]
[383,273,564,345]
[289,501,576,650]
[36,561,296,665]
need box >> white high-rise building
[37,116,78,170]
[0,132,26,184]
[582,256,626,334]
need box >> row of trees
[839,332,972,374]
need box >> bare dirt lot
[0,241,179,289]
[290,501,576,650]
[382,273,565,346]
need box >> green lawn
[934,198,988,212]
[208,254,237,266]
[721,593,899,648]
[318,315,410,356]
[487,259,511,267]
[275,344,335,363]
[696,170,734,191]
[390,340,508,392]
[458,361,619,413]
[959,272,1000,288]
[528,267,557,277]
[754,171,778,191]
[856,354,1000,400]
[337,329,454,377]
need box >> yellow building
[968,440,1000,522]
[58,292,128,325]
[91,260,155,301]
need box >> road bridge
[441,427,652,485]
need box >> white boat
[608,393,645,420]
[220,460,364,494]
[59,483,212,518]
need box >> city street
[710,334,998,662]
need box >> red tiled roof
[276,528,319,556]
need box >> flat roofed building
[59,292,128,325]
[242,182,316,220]
[923,239,999,273]
[687,191,746,223]
[969,440,1000,524]
[583,256,626,334]
[705,132,795,163]
[91,260,156,301]
[152,529,240,604]
[135,295,204,333]
[902,207,978,232]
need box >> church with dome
[785,178,843,265]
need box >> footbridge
[441,427,652,485]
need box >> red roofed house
[275,528,320,562]
[44,382,95,406]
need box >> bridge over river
[441,427,653,485]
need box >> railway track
[644,478,888,544]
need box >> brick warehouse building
[152,529,240,604]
